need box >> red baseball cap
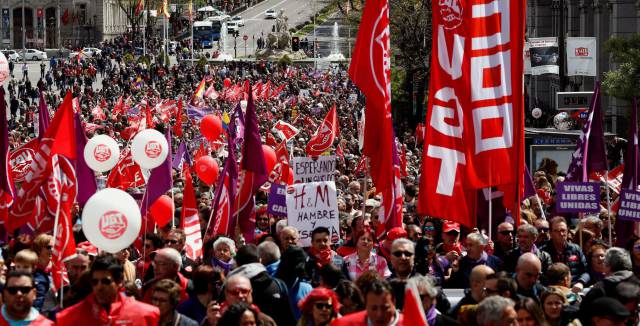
[77,241,99,256]
[443,221,460,233]
[387,227,408,241]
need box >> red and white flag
[106,148,145,190]
[305,105,339,156]
[349,0,394,194]
[417,0,525,227]
[181,164,203,261]
[272,120,300,141]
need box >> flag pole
[190,0,194,69]
[361,157,369,217]
[605,169,613,246]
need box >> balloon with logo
[0,51,9,84]
[84,135,120,172]
[200,115,223,142]
[195,156,219,185]
[131,129,168,169]
[82,188,141,253]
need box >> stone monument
[255,10,307,60]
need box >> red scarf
[310,247,333,269]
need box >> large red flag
[106,148,145,190]
[174,98,184,138]
[305,105,339,156]
[8,92,76,232]
[50,156,77,291]
[348,0,394,193]
[181,164,203,261]
[0,88,13,223]
[417,0,525,226]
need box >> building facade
[528,0,640,133]
[0,0,128,50]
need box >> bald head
[470,265,495,283]
[516,253,542,290]
[225,274,253,305]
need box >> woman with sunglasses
[297,287,341,326]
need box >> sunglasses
[45,245,53,250]
[315,303,333,310]
[537,227,549,233]
[4,286,33,295]
[423,226,435,232]
[165,239,179,245]
[226,288,250,296]
[91,278,114,286]
[499,230,514,236]
[392,251,414,258]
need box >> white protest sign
[286,181,340,247]
[292,156,336,183]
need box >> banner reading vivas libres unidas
[286,181,340,247]
[419,0,525,226]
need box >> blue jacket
[446,252,501,288]
[33,268,50,312]
[541,241,590,285]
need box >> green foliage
[602,34,640,99]
[197,56,209,69]
[278,55,293,66]
[123,53,135,64]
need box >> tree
[602,34,640,99]
[115,0,146,34]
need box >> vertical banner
[36,8,44,45]
[524,42,531,75]
[529,37,559,75]
[566,37,597,76]
[1,9,9,41]
[418,0,525,226]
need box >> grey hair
[583,215,604,229]
[391,238,415,252]
[467,232,488,246]
[275,219,288,234]
[213,237,237,255]
[156,247,182,270]
[406,274,438,299]
[518,223,538,238]
[604,247,632,272]
[476,296,515,325]
[257,241,281,265]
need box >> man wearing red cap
[378,227,408,264]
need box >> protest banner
[286,181,340,247]
[617,189,640,221]
[267,184,287,217]
[292,156,336,183]
[555,181,600,213]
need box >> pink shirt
[344,252,391,280]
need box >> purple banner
[267,184,287,217]
[618,189,640,221]
[556,181,600,213]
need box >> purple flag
[140,128,173,214]
[73,113,97,206]
[186,103,214,121]
[38,92,51,139]
[1,87,14,219]
[238,86,267,243]
[617,97,639,244]
[524,165,536,198]
[566,82,607,181]
[172,142,192,171]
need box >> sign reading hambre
[286,181,340,247]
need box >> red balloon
[150,195,174,227]
[200,115,223,142]
[223,78,232,88]
[195,156,219,185]
[286,167,294,185]
[263,145,277,173]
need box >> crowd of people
[2,35,639,326]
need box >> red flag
[174,98,184,138]
[50,156,77,291]
[355,156,368,176]
[400,145,408,177]
[417,0,525,226]
[0,89,13,223]
[266,132,278,147]
[378,137,403,233]
[7,92,76,232]
[181,164,203,261]
[402,288,427,326]
[91,103,106,121]
[111,96,124,119]
[336,143,345,163]
[272,120,300,141]
[106,148,145,190]
[135,0,144,15]
[275,141,289,164]
[145,102,155,128]
[305,105,339,156]
[194,142,208,161]
[348,0,394,194]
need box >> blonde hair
[15,249,38,266]
[33,234,53,255]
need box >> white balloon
[84,135,120,172]
[0,52,9,84]
[131,129,168,169]
[82,188,141,253]
[531,107,542,119]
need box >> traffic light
[292,36,300,51]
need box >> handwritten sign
[556,181,600,213]
[617,189,640,221]
[286,181,340,247]
[267,184,287,217]
[292,156,336,183]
